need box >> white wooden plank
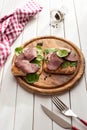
[63,0,80,46]
[0,69,17,130]
[0,0,4,15]
[34,95,52,130]
[63,0,87,130]
[13,87,34,130]
[73,0,87,89]
[36,0,50,36]
[0,0,16,18]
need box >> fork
[52,96,87,127]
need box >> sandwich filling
[44,47,78,71]
[15,47,39,74]
[14,43,44,83]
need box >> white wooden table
[0,0,87,130]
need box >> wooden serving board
[13,36,85,95]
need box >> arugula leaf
[25,73,39,83]
[15,47,23,56]
[56,49,68,57]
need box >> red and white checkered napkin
[0,0,42,69]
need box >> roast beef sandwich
[11,43,44,83]
[43,47,78,74]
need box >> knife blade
[41,105,79,130]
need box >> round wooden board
[13,36,85,95]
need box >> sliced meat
[47,52,63,70]
[15,52,25,62]
[15,60,39,74]
[65,51,78,61]
[23,47,37,61]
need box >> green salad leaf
[15,47,23,56]
[44,48,69,58]
[25,73,39,83]
[31,59,41,67]
[56,49,68,57]
[36,45,44,60]
[69,61,77,67]
[31,45,44,67]
[25,45,43,83]
[44,48,57,54]
[61,61,77,68]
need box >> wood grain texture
[12,36,85,95]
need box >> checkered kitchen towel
[0,0,42,69]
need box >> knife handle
[72,126,79,130]
[78,117,87,126]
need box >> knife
[41,105,79,130]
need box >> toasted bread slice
[11,56,25,76]
[11,55,43,76]
[43,61,76,74]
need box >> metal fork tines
[52,96,87,127]
[52,96,69,113]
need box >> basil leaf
[25,73,39,83]
[56,50,68,57]
[15,47,23,56]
